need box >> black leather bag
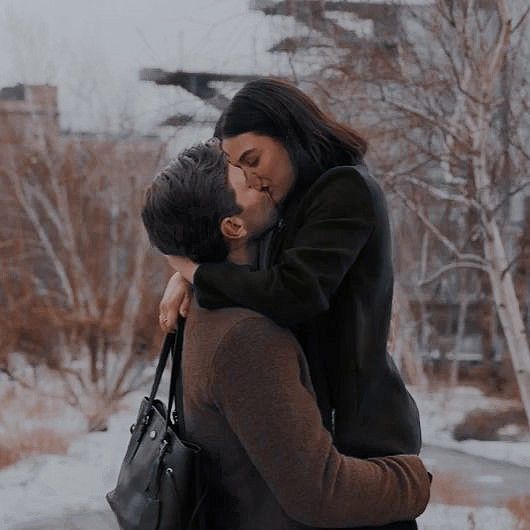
[106,316,208,530]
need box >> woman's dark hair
[214,77,368,190]
[141,142,242,263]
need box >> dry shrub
[0,384,17,426]
[429,470,477,506]
[0,136,167,433]
[506,495,530,530]
[24,396,59,420]
[0,427,71,470]
[453,407,527,441]
[462,358,522,400]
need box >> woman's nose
[243,171,262,191]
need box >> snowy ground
[0,385,144,529]
[0,376,528,529]
[409,384,530,468]
[417,504,517,529]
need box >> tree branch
[418,260,489,287]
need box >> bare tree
[317,0,530,423]
[389,0,530,425]
[264,0,530,422]
[0,118,167,431]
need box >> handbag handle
[143,315,186,436]
[167,314,186,436]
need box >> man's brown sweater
[181,296,430,530]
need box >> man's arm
[194,168,376,328]
[210,317,431,528]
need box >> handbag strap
[167,315,186,436]
[145,331,175,413]
[176,348,186,438]
[143,315,186,435]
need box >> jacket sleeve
[193,168,376,327]
[210,316,431,528]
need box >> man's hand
[159,271,192,332]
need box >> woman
[161,78,422,511]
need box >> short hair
[141,142,242,263]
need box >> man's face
[226,163,278,240]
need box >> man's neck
[228,239,258,268]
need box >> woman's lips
[263,187,279,209]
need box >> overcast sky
[0,0,437,141]
[0,0,299,137]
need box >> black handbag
[106,316,208,530]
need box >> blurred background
[0,1,529,529]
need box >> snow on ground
[418,504,517,529]
[409,384,530,468]
[436,438,530,469]
[1,381,522,529]
[0,376,528,529]
[0,385,146,529]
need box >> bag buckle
[142,410,152,426]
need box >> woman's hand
[159,271,192,332]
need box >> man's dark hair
[141,142,242,263]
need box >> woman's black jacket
[193,163,421,458]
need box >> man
[141,142,431,530]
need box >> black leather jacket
[193,163,421,458]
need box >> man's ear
[220,216,248,240]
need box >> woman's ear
[220,216,248,241]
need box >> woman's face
[226,164,278,240]
[221,132,296,207]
